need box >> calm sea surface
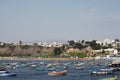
[0,60,119,80]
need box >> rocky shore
[0,57,91,61]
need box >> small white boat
[0,73,16,77]
[76,66,84,70]
[89,70,113,75]
[0,70,7,73]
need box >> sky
[0,0,120,43]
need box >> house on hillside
[92,48,120,56]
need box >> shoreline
[0,57,93,61]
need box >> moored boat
[0,70,7,73]
[0,73,16,77]
[76,66,84,70]
[48,67,56,71]
[48,70,67,76]
[89,69,113,75]
[0,67,7,73]
[36,66,44,71]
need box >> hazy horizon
[0,0,120,43]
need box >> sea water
[0,60,119,80]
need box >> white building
[96,41,103,45]
[113,49,118,55]
[103,38,115,46]
[0,42,4,46]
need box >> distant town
[0,38,120,59]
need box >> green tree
[102,49,105,55]
[108,44,112,48]
[89,40,101,50]
[54,47,62,55]
[115,39,119,42]
[76,52,86,58]
[68,40,75,46]
[19,41,22,45]
[81,40,85,44]
[69,52,86,58]
[74,42,83,49]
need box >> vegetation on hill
[0,39,119,58]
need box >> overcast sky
[0,0,120,42]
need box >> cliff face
[0,45,55,57]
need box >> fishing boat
[48,70,67,76]
[48,67,56,71]
[36,66,44,71]
[89,69,113,75]
[0,70,7,73]
[0,72,16,77]
[0,67,7,73]
[100,68,114,71]
[76,66,84,70]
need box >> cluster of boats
[0,59,119,80]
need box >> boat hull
[0,73,16,77]
[48,71,67,76]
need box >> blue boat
[36,66,44,71]
[48,67,56,71]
